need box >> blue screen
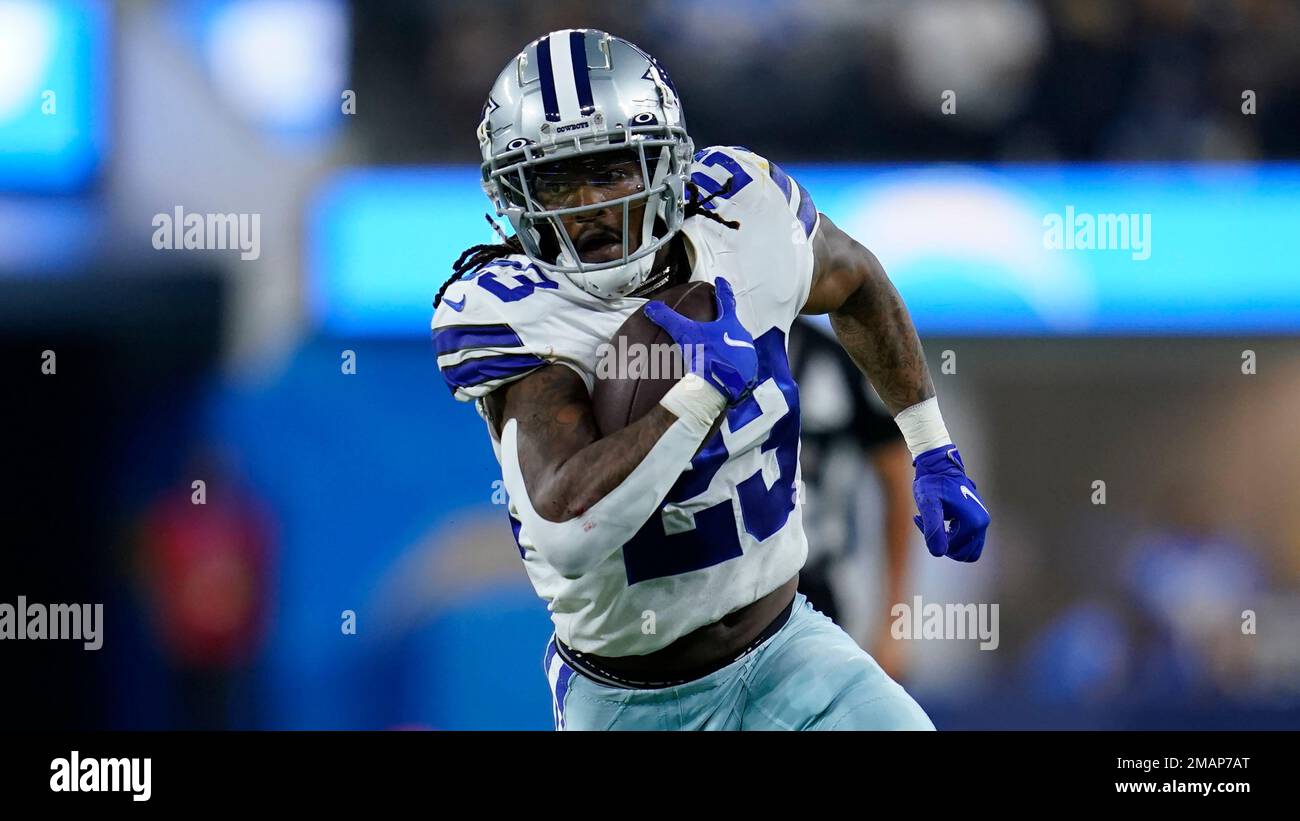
[0,0,110,193]
[308,163,1300,336]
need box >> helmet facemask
[484,125,693,299]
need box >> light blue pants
[544,593,934,730]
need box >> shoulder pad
[689,145,819,240]
[432,256,557,401]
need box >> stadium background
[3,0,1299,729]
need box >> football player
[432,29,990,730]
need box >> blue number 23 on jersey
[621,327,799,585]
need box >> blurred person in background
[789,318,916,680]
[1121,519,1265,702]
[134,450,275,730]
[353,0,1300,165]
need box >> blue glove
[643,277,758,405]
[912,446,990,562]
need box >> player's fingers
[942,481,989,532]
[947,503,990,561]
[712,277,737,319]
[946,523,978,562]
[915,497,948,557]
[643,301,688,338]
[950,529,986,563]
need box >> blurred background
[3,0,1300,730]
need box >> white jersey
[432,145,822,656]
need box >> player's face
[530,152,648,264]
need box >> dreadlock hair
[433,175,742,309]
[433,215,524,309]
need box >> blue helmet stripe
[569,30,594,115]
[535,35,561,123]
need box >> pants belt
[556,594,796,690]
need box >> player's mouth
[575,230,625,263]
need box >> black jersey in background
[788,317,904,626]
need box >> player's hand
[911,446,990,562]
[643,277,758,405]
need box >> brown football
[591,281,717,436]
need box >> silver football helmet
[477,29,695,299]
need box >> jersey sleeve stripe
[441,353,546,392]
[434,323,525,356]
[768,161,795,204]
[793,178,818,238]
[766,158,817,236]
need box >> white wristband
[659,372,727,429]
[893,396,952,458]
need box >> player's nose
[573,183,608,209]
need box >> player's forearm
[502,374,726,579]
[531,404,679,521]
[496,363,685,522]
[828,264,935,416]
